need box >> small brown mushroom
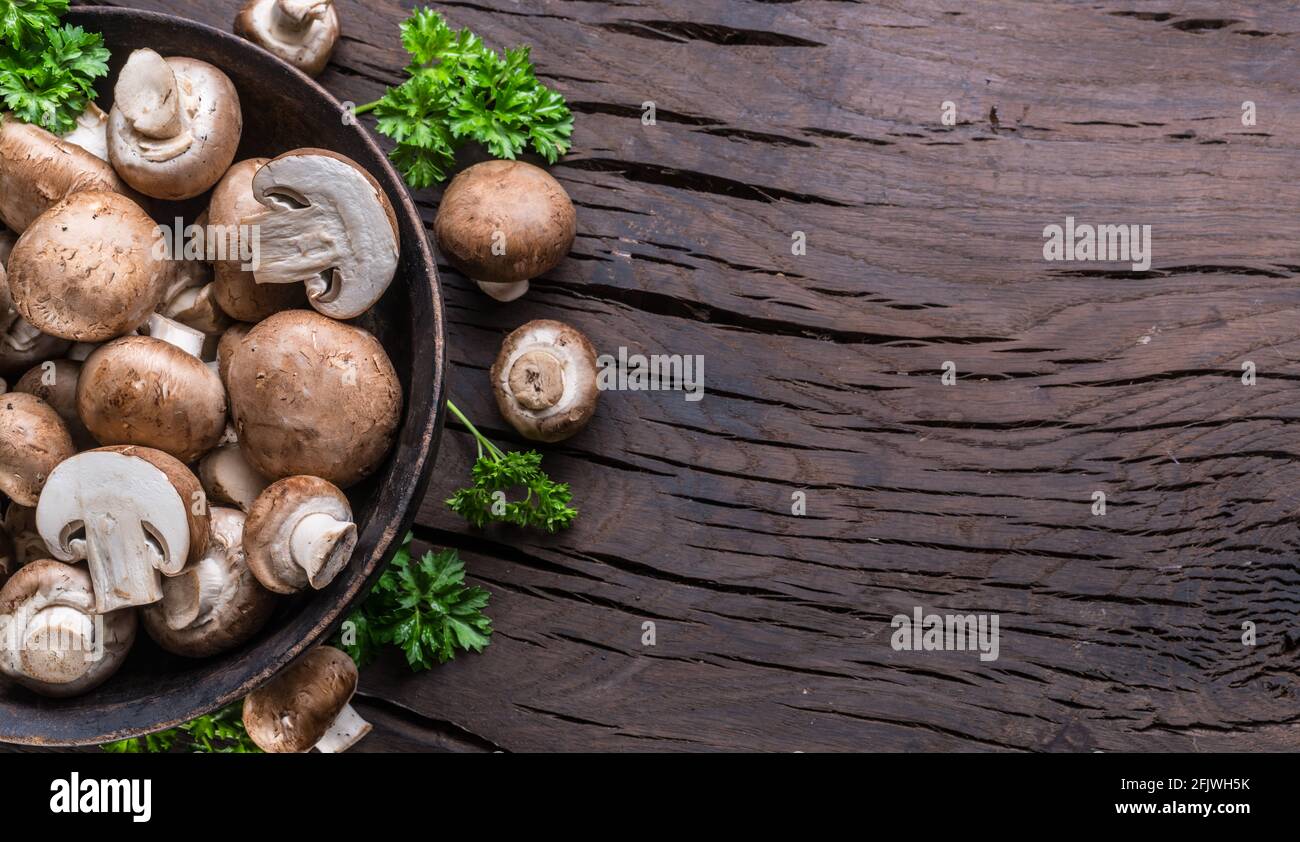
[0,115,138,233]
[434,160,577,302]
[0,393,75,506]
[243,646,371,752]
[36,445,209,613]
[78,332,228,463]
[141,507,276,657]
[13,360,95,450]
[226,310,401,487]
[6,191,170,342]
[243,475,356,594]
[108,50,244,200]
[0,560,137,697]
[491,320,599,442]
[235,0,341,78]
[208,158,306,322]
[241,150,400,319]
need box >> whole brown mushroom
[243,475,356,594]
[13,360,94,450]
[0,393,75,506]
[6,191,170,342]
[434,160,577,302]
[226,310,401,487]
[491,320,599,442]
[78,334,228,463]
[243,646,371,752]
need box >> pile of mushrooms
[0,41,405,752]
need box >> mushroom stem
[475,279,530,303]
[116,50,185,141]
[19,606,97,685]
[314,702,371,753]
[145,313,206,358]
[80,516,167,613]
[161,560,224,630]
[275,0,330,31]
[291,512,357,589]
[5,318,42,353]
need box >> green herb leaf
[361,8,572,187]
[99,703,260,754]
[0,0,68,48]
[335,533,494,670]
[444,401,579,533]
[0,23,109,134]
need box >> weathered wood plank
[56,0,1300,751]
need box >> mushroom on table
[435,160,577,303]
[243,646,371,752]
[492,319,600,443]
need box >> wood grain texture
[61,0,1300,751]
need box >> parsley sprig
[100,703,261,754]
[0,0,66,47]
[0,1,109,135]
[355,8,573,187]
[445,400,578,533]
[336,533,493,670]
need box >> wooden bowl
[0,7,446,746]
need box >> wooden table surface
[66,0,1300,752]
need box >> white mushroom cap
[108,51,243,200]
[36,446,209,613]
[491,320,600,443]
[243,646,370,752]
[141,507,276,657]
[199,442,270,512]
[243,150,400,320]
[235,0,341,78]
[242,475,356,594]
[0,560,136,697]
[0,393,75,506]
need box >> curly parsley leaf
[0,0,67,48]
[444,400,578,533]
[357,8,572,187]
[0,23,109,134]
[336,533,493,671]
[100,703,261,754]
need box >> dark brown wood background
[59,0,1300,751]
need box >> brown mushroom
[208,158,306,322]
[243,646,370,752]
[6,191,170,342]
[0,262,71,376]
[434,160,577,302]
[226,310,401,487]
[13,360,95,450]
[491,320,599,442]
[235,0,341,78]
[108,51,243,200]
[241,149,400,319]
[243,475,356,594]
[0,393,74,506]
[141,507,276,657]
[0,560,136,697]
[78,333,228,463]
[0,114,138,233]
[36,445,209,613]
